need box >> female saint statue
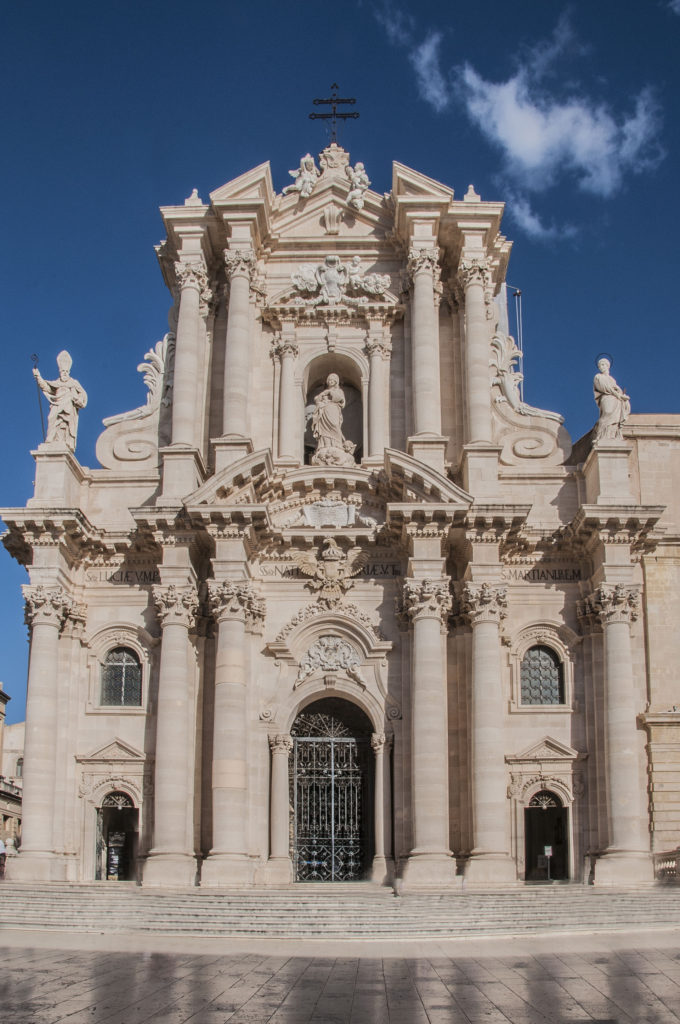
[593,358,630,442]
[311,373,356,466]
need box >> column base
[212,436,254,473]
[591,851,654,886]
[7,852,68,882]
[142,852,198,887]
[200,853,254,887]
[401,852,456,888]
[263,856,294,885]
[464,853,517,885]
[370,855,395,886]
[406,435,447,475]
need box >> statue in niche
[345,161,370,210]
[33,350,87,450]
[593,357,630,442]
[311,373,356,466]
[282,153,320,199]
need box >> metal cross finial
[309,83,359,143]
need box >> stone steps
[2,883,680,938]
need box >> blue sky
[1,1,678,722]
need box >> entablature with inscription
[0,508,121,568]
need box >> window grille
[100,647,142,707]
[102,791,134,809]
[520,644,564,705]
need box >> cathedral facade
[2,145,679,888]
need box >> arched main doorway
[290,698,373,881]
[95,791,139,881]
[524,790,569,881]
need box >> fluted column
[407,247,442,437]
[462,582,516,883]
[267,734,293,883]
[459,257,493,445]
[222,247,255,438]
[15,586,71,879]
[583,584,653,883]
[371,732,394,882]
[171,259,211,448]
[366,333,391,458]
[273,337,300,463]
[402,578,455,885]
[202,580,264,885]
[144,584,198,886]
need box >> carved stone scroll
[461,582,508,625]
[152,584,199,629]
[401,578,452,625]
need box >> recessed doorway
[524,790,569,881]
[95,791,139,881]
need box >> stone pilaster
[218,246,256,468]
[12,586,72,880]
[462,582,516,883]
[272,335,300,464]
[579,584,653,884]
[201,579,263,886]
[365,330,391,459]
[266,733,293,883]
[144,584,199,887]
[401,577,456,885]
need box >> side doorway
[524,790,569,881]
[95,791,139,881]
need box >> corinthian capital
[269,734,293,755]
[224,247,256,281]
[407,246,441,282]
[23,585,72,629]
[270,336,299,361]
[208,579,264,629]
[152,584,198,629]
[365,336,392,360]
[459,256,491,289]
[401,577,452,625]
[588,584,640,625]
[461,582,507,625]
[175,258,208,292]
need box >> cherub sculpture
[345,161,370,210]
[282,153,320,199]
[33,350,87,450]
[294,538,368,603]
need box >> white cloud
[458,65,661,196]
[505,193,576,242]
[373,3,415,47]
[409,32,450,112]
[669,0,680,13]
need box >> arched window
[520,645,564,705]
[100,647,142,707]
[15,757,23,779]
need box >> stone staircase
[2,883,680,939]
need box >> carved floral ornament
[152,584,199,629]
[295,634,366,686]
[401,577,452,625]
[407,246,441,279]
[207,579,265,629]
[23,584,75,630]
[578,584,640,626]
[461,582,508,625]
[223,246,256,281]
[290,255,391,308]
[458,256,491,289]
[268,734,293,755]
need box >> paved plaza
[2,930,680,1023]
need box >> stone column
[202,580,264,886]
[587,584,653,883]
[14,586,71,880]
[371,732,394,883]
[459,257,493,445]
[222,247,256,439]
[273,337,300,463]
[171,259,211,448]
[366,333,391,458]
[267,733,293,883]
[407,247,442,437]
[401,578,456,885]
[144,584,198,886]
[462,582,516,883]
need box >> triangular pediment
[209,161,275,204]
[392,162,454,201]
[274,182,391,240]
[507,736,581,764]
[77,738,146,764]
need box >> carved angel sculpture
[282,153,320,198]
[294,538,368,603]
[345,161,370,210]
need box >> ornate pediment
[76,738,146,765]
[506,736,582,765]
[265,254,401,323]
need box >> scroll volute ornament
[401,577,452,625]
[590,584,640,625]
[152,584,199,629]
[207,579,265,629]
[223,247,256,281]
[458,256,491,289]
[23,584,73,629]
[461,582,508,625]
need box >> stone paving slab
[1,930,680,1023]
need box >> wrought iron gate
[291,710,367,882]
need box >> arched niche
[303,353,365,464]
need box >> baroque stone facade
[2,144,680,887]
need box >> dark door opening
[291,698,373,881]
[96,792,139,881]
[524,790,568,881]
